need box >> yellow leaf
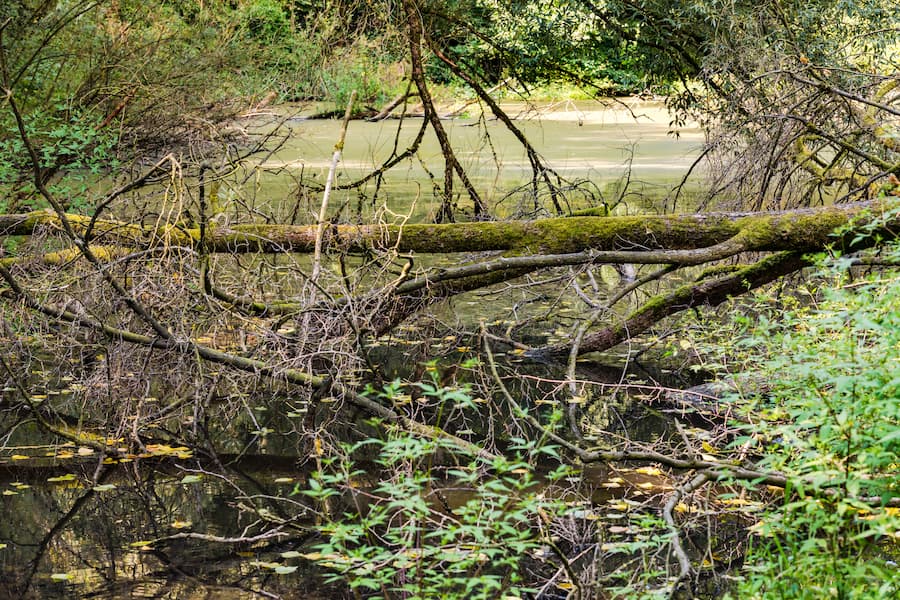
[634,466,663,476]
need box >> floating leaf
[298,552,323,561]
[129,541,154,548]
[171,520,192,529]
[2,490,18,496]
[180,474,203,484]
[0,543,6,550]
[77,447,94,456]
[608,525,633,534]
[274,477,294,484]
[47,474,76,483]
[93,484,116,492]
[50,573,71,582]
[10,455,30,460]
[274,565,297,575]
[280,550,303,559]
[634,466,663,476]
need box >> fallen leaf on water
[634,466,663,476]
[274,565,297,575]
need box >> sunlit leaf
[180,474,203,484]
[93,484,116,492]
[50,573,71,581]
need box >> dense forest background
[0,1,898,598]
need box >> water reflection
[0,351,694,599]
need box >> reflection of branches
[19,469,113,597]
[663,472,710,595]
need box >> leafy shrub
[724,247,900,598]
[240,0,290,44]
[301,382,571,599]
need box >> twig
[311,90,356,285]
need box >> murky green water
[230,100,704,222]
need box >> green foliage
[722,247,900,598]
[302,382,570,599]
[240,0,290,44]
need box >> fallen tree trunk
[0,200,883,256]
[1,201,894,361]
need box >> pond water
[235,99,705,221]
[1,100,713,598]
